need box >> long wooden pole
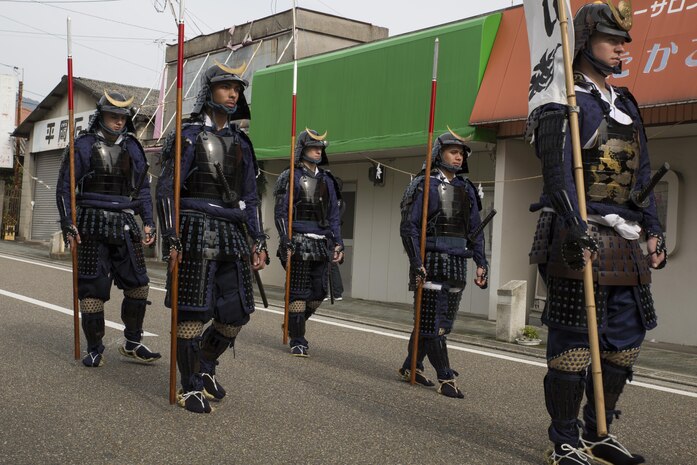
[66,17,80,360]
[557,0,607,436]
[410,38,439,384]
[169,0,185,405]
[282,1,299,345]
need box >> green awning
[249,13,501,159]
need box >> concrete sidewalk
[2,238,696,389]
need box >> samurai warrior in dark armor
[399,129,489,399]
[273,129,344,357]
[156,63,268,414]
[528,3,666,464]
[56,90,160,368]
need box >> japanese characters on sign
[32,111,93,153]
[612,0,697,80]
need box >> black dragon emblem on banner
[529,0,561,102]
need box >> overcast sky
[0,0,522,102]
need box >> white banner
[31,110,93,153]
[0,74,19,169]
[523,0,574,116]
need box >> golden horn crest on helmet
[606,0,633,31]
[305,128,328,141]
[447,125,472,143]
[214,59,247,76]
[103,90,134,108]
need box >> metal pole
[169,0,185,405]
[557,0,607,436]
[282,1,299,345]
[66,17,80,360]
[410,38,439,385]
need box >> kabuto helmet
[573,0,633,76]
[88,90,136,136]
[295,128,329,166]
[433,126,472,174]
[191,61,251,121]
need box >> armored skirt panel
[581,118,640,207]
[530,211,657,331]
[417,287,463,338]
[169,210,253,312]
[430,182,470,238]
[294,174,328,223]
[290,232,330,262]
[76,207,145,279]
[77,206,142,243]
[180,210,250,262]
[409,250,468,291]
[81,140,132,196]
[181,131,243,203]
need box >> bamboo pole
[557,0,607,436]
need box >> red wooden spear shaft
[169,5,185,405]
[283,63,298,345]
[66,17,80,360]
[410,38,439,385]
[283,4,299,345]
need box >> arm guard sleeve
[399,177,425,269]
[324,172,344,247]
[537,109,583,229]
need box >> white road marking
[254,304,697,398]
[0,288,157,337]
[0,253,72,272]
[2,253,695,397]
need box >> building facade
[13,77,159,241]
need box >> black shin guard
[544,368,586,447]
[200,326,235,365]
[402,332,427,370]
[288,313,306,340]
[424,337,453,379]
[584,360,631,434]
[121,297,148,342]
[177,337,202,392]
[81,311,105,352]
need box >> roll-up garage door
[31,150,63,240]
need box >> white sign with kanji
[31,110,93,153]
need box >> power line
[22,0,175,35]
[22,89,47,98]
[0,0,120,3]
[0,13,160,73]
[312,0,344,16]
[0,28,162,41]
[185,6,213,33]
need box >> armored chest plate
[82,141,132,196]
[432,182,470,238]
[183,131,242,203]
[295,174,327,222]
[582,118,640,206]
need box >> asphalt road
[1,253,696,465]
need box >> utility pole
[13,68,24,188]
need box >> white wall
[488,139,542,320]
[0,74,19,169]
[641,136,697,346]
